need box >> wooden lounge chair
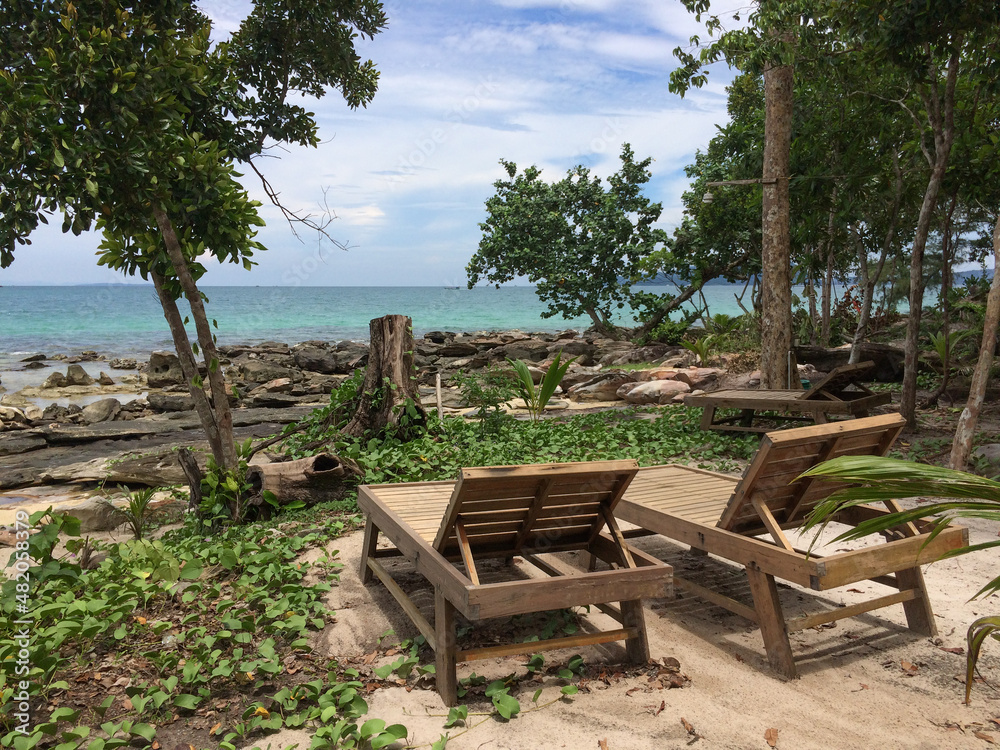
[685,360,891,432]
[615,414,968,678]
[357,460,674,704]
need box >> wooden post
[746,563,797,679]
[621,599,650,663]
[435,587,458,705]
[896,567,936,637]
[435,372,443,421]
[359,519,379,584]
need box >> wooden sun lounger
[357,460,674,704]
[685,361,892,432]
[615,414,968,679]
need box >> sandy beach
[234,508,1000,750]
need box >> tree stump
[343,314,427,437]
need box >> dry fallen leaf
[598,740,609,750]
[209,722,223,736]
[847,588,864,594]
[681,717,697,736]
[765,727,779,747]
[625,687,641,697]
[123,698,134,711]
[655,701,665,717]
[900,660,919,676]
[940,647,965,655]
[975,731,996,744]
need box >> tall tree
[467,144,667,340]
[829,0,1000,427]
[671,1,804,387]
[0,1,386,469]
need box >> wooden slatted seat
[685,361,891,432]
[357,460,674,704]
[616,414,968,678]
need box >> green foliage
[450,366,516,437]
[636,316,690,346]
[468,144,668,338]
[801,455,1000,703]
[110,486,159,541]
[288,404,756,487]
[681,335,716,366]
[508,351,576,422]
[1,504,395,749]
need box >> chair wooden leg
[435,587,458,706]
[359,518,379,584]
[700,406,716,430]
[745,564,797,679]
[739,409,755,428]
[896,566,936,637]
[621,599,649,663]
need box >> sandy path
[243,509,1000,750]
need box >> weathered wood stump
[343,314,427,437]
[247,453,361,507]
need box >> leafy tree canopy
[467,144,667,339]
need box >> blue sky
[1,0,739,286]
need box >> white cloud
[3,0,738,286]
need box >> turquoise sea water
[0,284,764,360]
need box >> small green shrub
[508,351,575,422]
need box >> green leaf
[560,685,579,696]
[492,692,521,720]
[370,725,408,749]
[444,705,468,728]
[173,694,200,710]
[431,734,450,750]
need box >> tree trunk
[926,191,960,407]
[949,215,1000,471]
[150,270,227,463]
[820,190,837,347]
[851,154,902,364]
[153,206,238,469]
[899,48,962,428]
[343,314,428,438]
[760,54,795,389]
[247,453,362,508]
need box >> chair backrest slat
[717,413,905,536]
[433,460,639,557]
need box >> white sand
[244,511,1000,750]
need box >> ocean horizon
[0,283,770,359]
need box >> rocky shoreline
[0,328,905,494]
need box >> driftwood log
[343,314,427,437]
[247,453,361,508]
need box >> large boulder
[42,371,68,389]
[63,497,121,533]
[81,398,122,424]
[488,339,551,363]
[674,367,724,391]
[566,373,635,402]
[617,380,690,405]
[148,392,195,412]
[238,359,297,384]
[292,345,339,374]
[147,351,186,387]
[66,364,95,386]
[547,340,597,365]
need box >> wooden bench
[685,361,891,432]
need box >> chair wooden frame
[685,361,891,432]
[357,460,674,705]
[615,414,968,678]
